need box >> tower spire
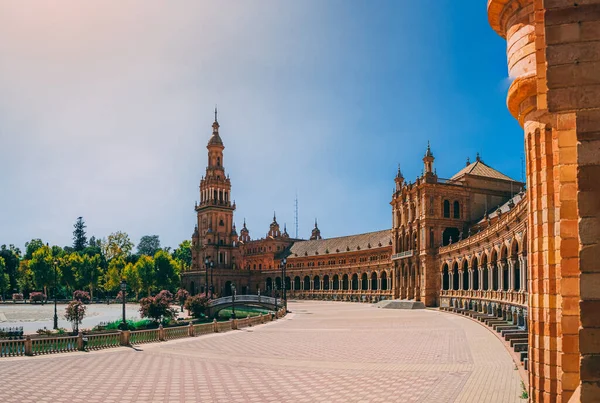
[214,105,218,122]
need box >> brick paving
[1,301,523,402]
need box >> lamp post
[120,280,127,329]
[274,284,278,315]
[209,261,214,299]
[280,257,287,311]
[53,259,58,330]
[204,257,209,295]
[230,284,236,319]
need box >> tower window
[219,219,224,226]
[217,157,221,166]
[453,201,460,219]
[443,200,450,218]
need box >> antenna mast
[294,193,299,239]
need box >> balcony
[391,250,413,260]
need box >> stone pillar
[158,324,165,341]
[487,0,600,400]
[449,272,454,291]
[508,258,516,292]
[468,269,474,291]
[519,255,528,292]
[458,271,463,291]
[497,262,505,292]
[24,336,32,356]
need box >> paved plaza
[2,301,524,402]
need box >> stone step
[477,315,496,322]
[513,343,528,353]
[501,328,526,337]
[491,322,511,330]
[505,332,528,341]
[483,318,505,325]
[495,325,519,333]
[519,351,528,362]
[510,338,529,347]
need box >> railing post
[158,324,165,341]
[77,331,84,351]
[24,336,32,356]
[119,330,130,346]
[232,319,237,330]
[259,313,264,324]
[188,322,194,337]
[213,319,218,332]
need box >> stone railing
[0,311,288,359]
[0,339,25,357]
[440,289,527,308]
[391,250,414,260]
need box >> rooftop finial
[273,211,276,221]
[214,105,218,122]
[466,156,470,166]
[425,141,433,158]
[396,164,403,178]
[476,152,481,162]
[315,218,318,228]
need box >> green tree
[0,257,10,300]
[137,235,161,257]
[73,217,87,251]
[135,255,155,296]
[17,260,35,296]
[102,232,134,260]
[153,250,179,292]
[102,256,126,294]
[172,240,192,270]
[76,254,102,300]
[24,239,44,259]
[28,246,56,296]
[0,245,21,293]
[60,253,81,293]
[123,262,142,300]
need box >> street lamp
[209,261,215,299]
[53,259,58,330]
[280,257,287,311]
[230,284,236,319]
[274,284,278,315]
[204,257,209,296]
[120,280,127,329]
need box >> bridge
[206,295,281,317]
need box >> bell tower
[192,108,237,270]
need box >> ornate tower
[310,219,322,240]
[239,219,250,243]
[423,142,434,175]
[268,212,281,238]
[192,109,238,269]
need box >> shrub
[12,293,23,301]
[184,294,209,318]
[65,300,87,333]
[73,290,91,304]
[30,292,46,303]
[175,288,190,307]
[139,290,176,323]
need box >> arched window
[452,263,459,290]
[343,274,349,290]
[442,264,449,290]
[323,275,330,290]
[333,275,340,290]
[217,157,221,166]
[361,273,368,290]
[285,277,291,291]
[303,276,311,290]
[453,201,460,219]
[351,274,358,290]
[294,276,301,290]
[371,272,378,290]
[443,200,450,218]
[266,277,272,291]
[313,276,321,290]
[381,272,388,290]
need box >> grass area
[216,306,270,320]
[96,318,155,331]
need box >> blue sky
[0,1,523,251]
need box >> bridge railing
[208,295,277,308]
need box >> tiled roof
[450,160,516,182]
[286,229,392,258]
[477,191,526,223]
[208,133,224,146]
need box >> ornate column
[468,269,474,291]
[508,258,516,292]
[497,261,505,292]
[487,263,494,291]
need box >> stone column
[458,271,463,291]
[468,269,473,291]
[508,258,516,292]
[487,264,494,291]
[449,272,454,291]
[497,262,504,291]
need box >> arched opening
[453,201,460,219]
[313,275,321,291]
[443,200,450,218]
[351,274,358,290]
[472,257,479,290]
[481,255,489,290]
[323,275,330,290]
[303,276,310,290]
[333,275,340,290]
[442,264,449,290]
[266,277,273,292]
[275,277,282,290]
[442,227,460,246]
[285,276,291,291]
[462,260,469,290]
[501,245,509,291]
[371,272,378,290]
[491,250,499,291]
[381,271,388,290]
[294,276,301,290]
[224,281,233,296]
[190,281,196,295]
[361,273,368,290]
[452,262,459,290]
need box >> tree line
[0,217,191,301]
